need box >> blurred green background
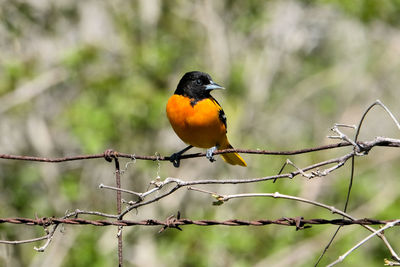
[1,0,400,266]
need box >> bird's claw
[168,145,193,168]
[206,147,217,163]
[169,153,181,168]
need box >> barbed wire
[1,139,399,164]
[0,216,398,230]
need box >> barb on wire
[3,209,119,248]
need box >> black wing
[211,96,227,130]
[219,109,227,130]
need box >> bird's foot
[206,146,217,163]
[168,145,193,168]
[169,152,182,168]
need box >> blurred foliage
[315,0,400,24]
[1,0,400,266]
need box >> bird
[166,71,247,167]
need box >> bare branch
[34,225,58,252]
[327,220,400,267]
[99,184,143,199]
[64,209,118,219]
[0,233,51,245]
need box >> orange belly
[166,94,228,148]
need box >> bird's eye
[195,79,202,85]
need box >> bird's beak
[205,81,225,90]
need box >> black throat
[174,88,211,106]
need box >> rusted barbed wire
[1,216,399,229]
[0,138,399,165]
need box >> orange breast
[166,94,228,148]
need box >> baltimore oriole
[166,71,247,167]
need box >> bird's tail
[219,143,247,167]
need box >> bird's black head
[174,71,224,101]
